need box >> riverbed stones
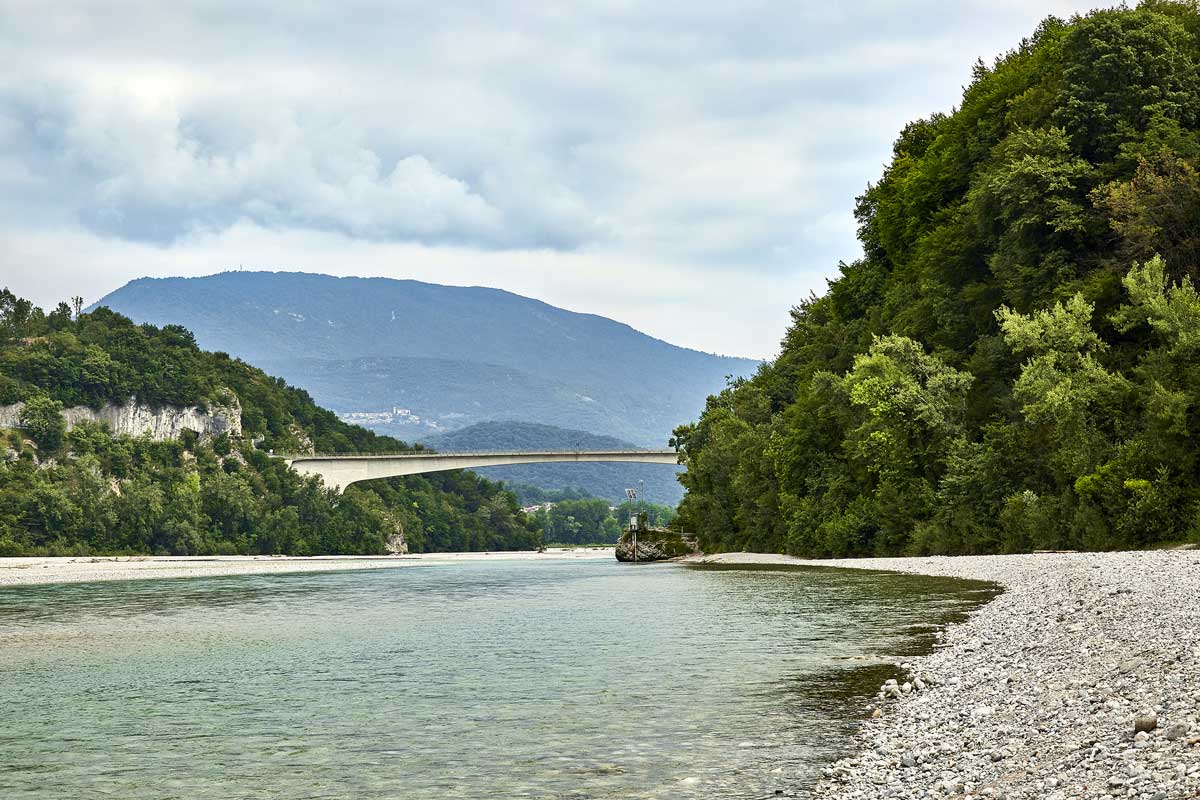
[691,549,1200,799]
[1164,721,1190,740]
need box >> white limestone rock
[0,394,242,442]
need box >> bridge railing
[276,448,678,460]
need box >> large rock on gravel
[614,529,697,562]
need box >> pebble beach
[0,548,615,586]
[690,550,1200,799]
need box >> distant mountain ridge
[419,421,636,452]
[92,272,759,445]
[419,421,685,505]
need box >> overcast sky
[1,0,1105,358]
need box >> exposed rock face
[384,513,412,556]
[0,406,22,431]
[615,529,698,562]
[0,396,242,441]
[385,532,409,555]
[383,512,409,555]
[287,423,315,455]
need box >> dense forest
[0,294,539,555]
[675,1,1200,556]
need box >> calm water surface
[0,559,993,798]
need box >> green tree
[600,515,622,542]
[1093,149,1200,282]
[1053,6,1200,161]
[19,395,66,452]
[968,127,1096,310]
[997,295,1129,482]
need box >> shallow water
[0,559,993,799]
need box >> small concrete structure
[282,449,680,492]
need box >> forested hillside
[0,293,538,555]
[675,1,1200,556]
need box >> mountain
[418,421,685,505]
[257,356,643,440]
[91,272,759,445]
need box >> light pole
[625,486,638,563]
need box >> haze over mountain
[92,272,759,445]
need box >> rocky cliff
[0,396,242,441]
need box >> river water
[0,558,992,799]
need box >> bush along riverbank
[690,551,1200,799]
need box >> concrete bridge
[282,449,680,491]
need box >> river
[0,558,992,798]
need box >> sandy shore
[686,551,1200,799]
[0,547,615,586]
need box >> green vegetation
[507,484,595,506]
[674,1,1200,557]
[19,395,65,452]
[0,293,538,556]
[530,499,677,545]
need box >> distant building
[335,406,440,429]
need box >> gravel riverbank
[0,548,614,586]
[687,551,1200,799]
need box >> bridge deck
[279,449,681,491]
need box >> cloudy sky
[1,0,1104,358]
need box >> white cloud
[0,0,1108,356]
